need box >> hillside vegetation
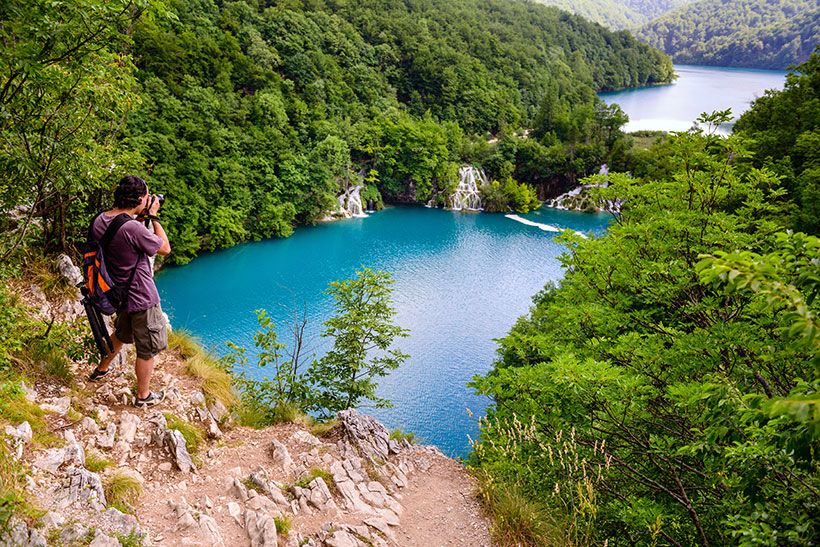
[469,52,819,546]
[531,0,690,29]
[637,0,820,69]
[1,0,673,265]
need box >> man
[88,175,171,407]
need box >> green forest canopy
[637,0,820,69]
[1,0,674,265]
[530,0,691,29]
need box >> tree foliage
[0,0,163,256]
[469,107,819,545]
[307,268,409,415]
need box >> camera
[155,194,165,206]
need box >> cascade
[548,164,622,213]
[449,166,485,211]
[337,184,368,218]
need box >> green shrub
[294,468,338,497]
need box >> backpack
[80,213,141,315]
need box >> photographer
[88,175,171,407]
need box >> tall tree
[308,268,409,415]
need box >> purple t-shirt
[92,213,163,313]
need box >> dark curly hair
[113,175,148,209]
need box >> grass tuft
[476,472,558,547]
[309,418,339,438]
[169,331,236,410]
[389,428,415,444]
[85,451,114,473]
[164,413,205,455]
[0,379,60,447]
[294,467,339,497]
[274,515,291,536]
[236,400,311,429]
[103,470,143,515]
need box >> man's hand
[148,195,162,216]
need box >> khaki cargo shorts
[114,304,168,359]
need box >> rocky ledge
[1,356,489,547]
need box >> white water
[449,166,485,211]
[505,214,588,238]
[337,184,368,218]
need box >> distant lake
[156,207,610,457]
[600,64,788,133]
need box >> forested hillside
[530,0,689,29]
[469,52,819,545]
[637,0,820,68]
[0,0,674,265]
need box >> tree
[0,0,163,257]
[308,268,408,415]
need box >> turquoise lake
[601,64,788,133]
[156,64,790,458]
[156,207,610,456]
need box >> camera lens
[156,194,165,206]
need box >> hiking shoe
[88,365,114,382]
[134,390,165,408]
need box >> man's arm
[151,218,171,256]
[147,195,171,256]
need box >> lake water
[156,207,610,457]
[600,64,787,133]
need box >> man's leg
[135,356,155,400]
[97,333,124,372]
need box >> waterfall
[449,166,485,211]
[337,184,368,218]
[548,164,623,213]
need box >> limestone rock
[57,253,83,285]
[54,467,106,511]
[0,518,40,547]
[33,448,67,475]
[228,501,243,526]
[363,517,396,542]
[290,430,320,447]
[166,429,197,473]
[231,478,250,502]
[148,412,169,446]
[270,438,294,472]
[307,478,337,512]
[81,416,100,435]
[245,509,279,547]
[4,421,32,459]
[248,469,290,508]
[197,514,225,547]
[59,523,90,545]
[96,423,117,449]
[118,412,140,444]
[100,507,142,537]
[40,511,65,531]
[88,531,121,547]
[330,461,375,514]
[40,396,71,416]
[208,400,229,423]
[338,409,393,462]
